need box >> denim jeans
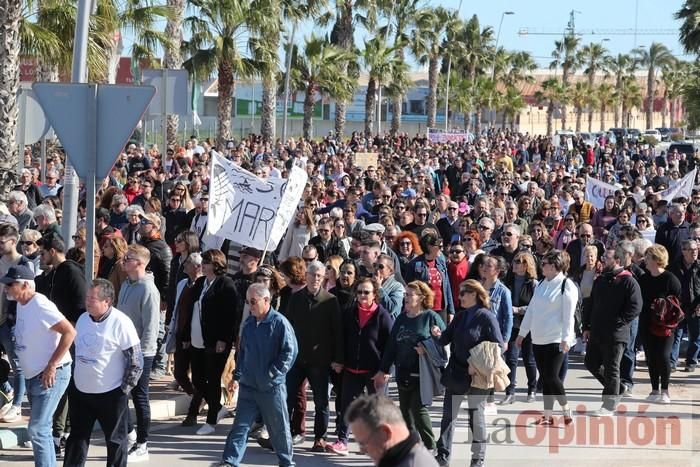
[437,388,489,462]
[222,385,294,467]
[670,321,686,368]
[620,317,639,390]
[0,321,26,406]
[27,363,71,467]
[151,312,167,374]
[686,315,700,367]
[505,330,537,395]
[285,365,330,441]
[128,356,153,444]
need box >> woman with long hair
[375,281,446,452]
[590,195,619,242]
[278,207,317,261]
[501,252,539,404]
[516,250,578,426]
[639,244,682,404]
[434,279,503,467]
[254,265,285,310]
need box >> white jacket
[519,272,577,347]
[278,224,315,261]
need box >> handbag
[650,295,685,338]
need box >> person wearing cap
[3,264,75,467]
[231,246,262,337]
[63,279,143,467]
[363,223,404,284]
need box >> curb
[0,393,192,450]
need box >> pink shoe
[325,440,349,456]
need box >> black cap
[240,246,263,259]
[0,265,34,285]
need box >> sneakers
[435,453,449,466]
[54,437,63,458]
[533,416,554,426]
[483,402,498,416]
[1,405,21,422]
[684,365,696,373]
[216,406,229,423]
[127,443,149,463]
[196,423,216,435]
[590,407,614,417]
[127,429,137,450]
[291,434,305,445]
[646,391,661,402]
[325,440,349,456]
[562,408,573,425]
[470,458,486,467]
[256,437,274,451]
[310,439,327,452]
[660,391,671,404]
[181,415,197,427]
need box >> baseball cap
[364,223,386,234]
[140,213,162,229]
[401,188,417,198]
[0,265,34,285]
[240,246,263,259]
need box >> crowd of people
[0,129,698,467]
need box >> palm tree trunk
[600,105,606,131]
[0,0,22,197]
[546,104,554,136]
[474,106,482,136]
[164,0,185,147]
[216,61,234,148]
[391,95,402,135]
[303,84,315,140]
[333,4,353,138]
[365,78,377,137]
[614,76,622,127]
[588,109,594,133]
[646,68,654,129]
[426,56,439,128]
[260,74,276,142]
[670,99,676,127]
[335,101,347,138]
[661,92,668,128]
[575,108,582,133]
[622,102,629,128]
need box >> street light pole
[490,11,514,129]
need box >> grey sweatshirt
[118,273,160,357]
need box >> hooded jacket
[583,268,643,344]
[118,272,161,357]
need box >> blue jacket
[380,276,405,319]
[235,308,298,392]
[404,254,455,316]
[486,279,513,342]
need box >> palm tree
[183,0,275,147]
[535,78,566,136]
[362,37,395,136]
[472,76,495,135]
[570,82,589,133]
[411,7,450,129]
[664,61,690,127]
[501,86,525,130]
[617,76,642,127]
[164,0,186,144]
[634,42,676,129]
[608,53,637,127]
[579,42,609,130]
[676,0,700,54]
[596,83,616,131]
[0,0,23,195]
[550,35,580,130]
[385,58,411,135]
[290,34,354,139]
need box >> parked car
[643,129,662,141]
[669,142,695,158]
[609,128,628,143]
[627,128,641,142]
[656,127,671,141]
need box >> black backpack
[561,277,583,335]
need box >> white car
[644,129,662,141]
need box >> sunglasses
[356,290,373,296]
[514,259,528,265]
[450,249,464,254]
[302,257,316,262]
[503,232,515,237]
[373,263,386,270]
[459,289,472,296]
[478,225,490,230]
[399,241,412,246]
[20,241,35,246]
[520,244,533,249]
[140,220,154,226]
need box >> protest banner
[587,169,697,208]
[427,128,471,144]
[208,153,308,250]
[354,152,378,170]
[585,177,619,208]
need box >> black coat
[583,268,643,344]
[342,304,393,373]
[655,220,690,264]
[502,272,537,329]
[565,238,605,277]
[140,237,172,300]
[35,259,88,323]
[668,260,700,310]
[184,275,239,349]
[309,235,349,262]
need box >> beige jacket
[467,341,510,391]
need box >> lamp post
[489,11,514,129]
[443,0,464,132]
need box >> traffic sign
[142,69,189,116]
[32,83,155,179]
[17,88,51,144]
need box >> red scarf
[358,302,378,328]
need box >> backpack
[650,296,685,337]
[560,277,583,335]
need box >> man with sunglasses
[491,224,523,267]
[565,223,605,278]
[436,202,461,245]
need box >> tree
[164,0,187,144]
[290,34,354,139]
[411,7,451,129]
[362,36,395,136]
[676,0,700,55]
[617,76,642,127]
[634,42,676,130]
[550,35,580,130]
[596,83,616,131]
[183,0,275,147]
[570,82,589,133]
[472,76,495,135]
[607,53,636,127]
[501,86,525,130]
[579,42,609,131]
[665,61,690,127]
[0,0,23,195]
[535,78,566,136]
[385,57,411,135]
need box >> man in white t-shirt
[1,265,75,467]
[64,279,143,467]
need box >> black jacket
[502,272,537,329]
[668,260,700,310]
[342,305,393,373]
[565,238,605,277]
[286,288,344,367]
[655,220,690,264]
[184,275,239,349]
[166,254,189,322]
[583,268,643,344]
[329,283,355,314]
[35,259,87,323]
[308,235,349,262]
[140,237,172,300]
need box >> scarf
[358,302,378,328]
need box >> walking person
[64,279,144,467]
[2,265,75,467]
[218,284,298,467]
[582,243,643,416]
[435,280,504,467]
[118,244,161,462]
[668,239,700,373]
[375,281,446,452]
[639,244,682,404]
[516,250,578,426]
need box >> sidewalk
[0,377,192,449]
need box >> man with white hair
[14,169,42,209]
[1,264,75,466]
[39,169,62,198]
[8,191,34,233]
[33,204,60,237]
[285,261,344,452]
